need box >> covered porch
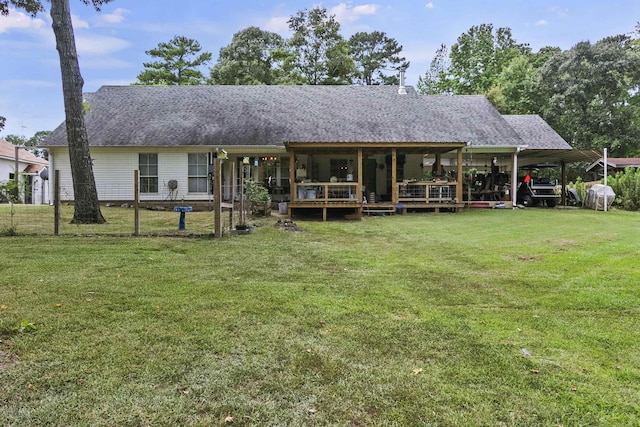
[285,142,467,220]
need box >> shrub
[244,179,271,216]
[0,180,21,204]
[609,167,640,211]
[567,177,587,205]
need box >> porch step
[363,206,396,215]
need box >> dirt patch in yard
[0,348,20,371]
[273,219,304,232]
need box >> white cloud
[535,19,548,26]
[549,6,568,17]
[71,14,90,29]
[425,2,435,9]
[96,8,130,27]
[0,9,46,33]
[264,16,290,35]
[75,34,130,56]
[330,3,379,24]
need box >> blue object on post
[173,206,193,230]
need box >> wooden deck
[288,200,466,220]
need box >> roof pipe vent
[398,67,407,95]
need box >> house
[586,157,640,179]
[41,83,598,219]
[0,137,49,204]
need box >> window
[139,153,158,193]
[188,153,208,193]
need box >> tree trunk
[50,0,105,224]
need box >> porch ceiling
[519,148,602,164]
[285,141,466,155]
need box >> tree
[5,131,51,158]
[3,0,107,223]
[418,24,530,95]
[136,36,212,85]
[209,27,285,85]
[51,0,106,222]
[0,0,43,15]
[417,43,453,94]
[539,35,640,156]
[486,47,561,114]
[348,31,408,85]
[449,24,530,94]
[287,6,355,85]
[0,116,5,132]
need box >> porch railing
[293,182,360,202]
[291,181,459,204]
[397,181,458,203]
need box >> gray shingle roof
[42,85,568,150]
[502,115,571,150]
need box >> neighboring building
[0,137,49,204]
[41,84,598,218]
[586,157,640,179]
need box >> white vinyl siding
[51,147,273,202]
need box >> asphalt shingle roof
[502,115,572,150]
[42,85,569,151]
[0,138,48,165]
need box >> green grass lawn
[1,208,639,426]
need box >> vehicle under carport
[517,163,561,207]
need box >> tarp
[585,184,615,211]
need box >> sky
[1,0,639,139]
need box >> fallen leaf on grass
[224,416,234,423]
[412,368,423,374]
[530,369,539,374]
[308,408,317,414]
[0,305,7,310]
[55,304,62,307]
[570,386,577,392]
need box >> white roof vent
[398,67,407,95]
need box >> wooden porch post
[561,160,567,206]
[457,148,463,204]
[357,148,363,219]
[213,157,222,238]
[511,151,518,208]
[289,149,296,202]
[357,148,363,201]
[391,149,398,204]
